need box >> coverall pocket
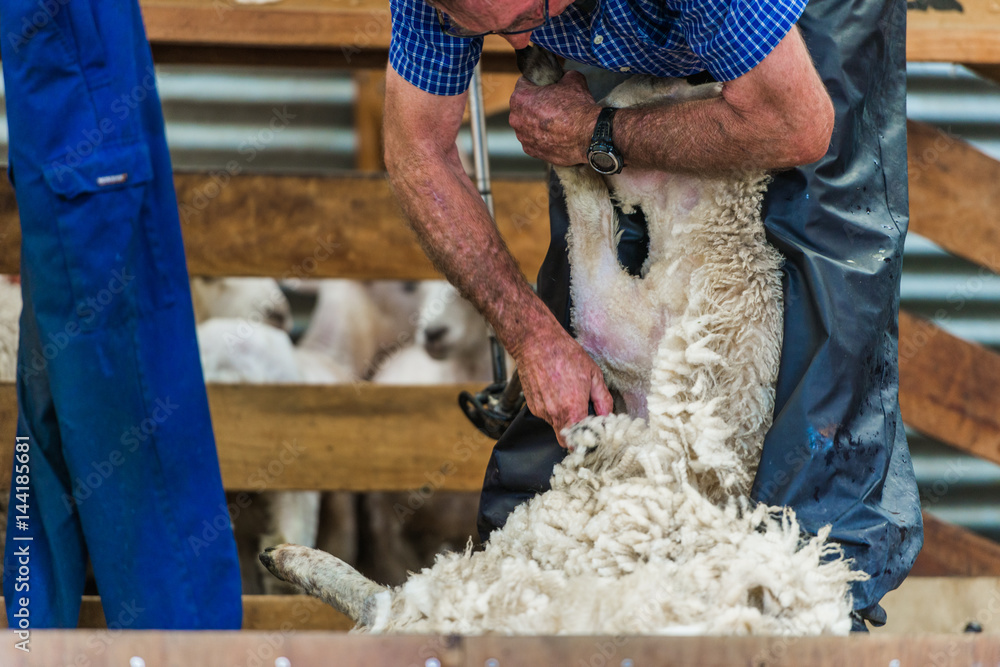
[42,142,154,330]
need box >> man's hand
[508,70,601,166]
[512,322,614,449]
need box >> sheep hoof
[258,546,289,583]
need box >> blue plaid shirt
[389,0,808,96]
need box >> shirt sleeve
[388,0,485,96]
[676,0,808,82]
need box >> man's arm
[383,66,613,446]
[509,26,834,172]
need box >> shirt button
[619,66,630,72]
[593,35,604,44]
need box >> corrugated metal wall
[903,63,1000,540]
[1,62,998,538]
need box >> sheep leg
[259,544,391,628]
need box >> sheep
[191,276,293,332]
[363,281,497,586]
[197,317,302,384]
[260,49,864,634]
[365,280,428,347]
[298,279,427,380]
[0,276,20,383]
[372,280,495,385]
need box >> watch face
[589,150,619,174]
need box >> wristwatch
[587,107,624,175]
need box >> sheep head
[515,45,563,86]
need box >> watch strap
[591,107,617,144]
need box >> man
[385,0,922,628]
[2,0,241,627]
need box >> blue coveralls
[478,0,923,629]
[2,0,242,628]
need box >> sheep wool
[261,48,867,636]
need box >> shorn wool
[261,47,866,635]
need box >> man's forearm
[611,91,826,174]
[509,26,833,173]
[386,150,556,359]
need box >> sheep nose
[266,310,289,329]
[424,326,448,344]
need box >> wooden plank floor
[877,577,1000,635]
[3,577,998,634]
[0,630,997,665]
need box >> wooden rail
[0,171,550,280]
[898,312,1000,468]
[908,120,1000,275]
[0,383,495,493]
[0,595,354,632]
[2,123,997,279]
[912,512,1000,577]
[1,0,999,617]
[905,0,1000,65]
[3,118,1000,280]
[136,0,1000,67]
[141,0,518,70]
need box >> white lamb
[298,279,427,379]
[372,281,495,385]
[191,276,293,332]
[261,49,864,634]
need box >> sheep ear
[260,544,390,628]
